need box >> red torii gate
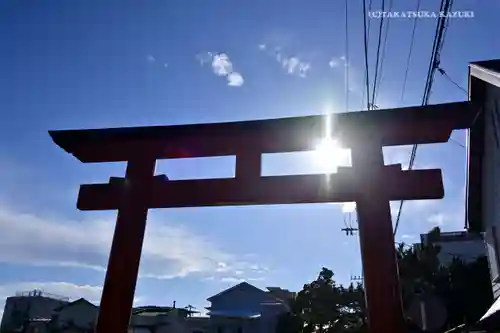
[49,101,476,333]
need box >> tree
[397,227,493,328]
[277,227,493,332]
[276,268,366,333]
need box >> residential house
[466,59,500,299]
[206,282,291,333]
[0,282,293,333]
[420,231,486,266]
[52,298,99,332]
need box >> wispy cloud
[258,44,311,78]
[0,203,261,280]
[197,52,244,87]
[401,234,416,240]
[328,54,362,94]
[329,56,348,68]
[427,213,447,226]
[219,276,264,284]
[0,282,104,304]
[146,55,156,63]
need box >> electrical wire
[372,0,393,103]
[360,0,374,110]
[345,0,350,112]
[399,0,421,104]
[362,0,371,111]
[394,0,454,237]
[370,0,386,108]
[437,67,468,95]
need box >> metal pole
[95,156,157,333]
[420,300,428,331]
[351,141,405,333]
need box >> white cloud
[0,282,103,304]
[276,52,310,78]
[163,63,168,69]
[146,55,156,63]
[197,52,244,87]
[329,56,348,69]
[258,44,311,78]
[329,58,340,68]
[401,234,415,239]
[427,213,446,226]
[328,55,363,95]
[0,281,145,319]
[0,204,260,280]
[212,54,233,76]
[219,276,264,284]
[196,52,213,66]
[220,277,245,283]
[227,72,244,87]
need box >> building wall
[208,284,286,333]
[420,232,486,266]
[209,285,275,313]
[0,295,68,331]
[478,74,500,299]
[56,302,98,329]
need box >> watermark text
[368,10,474,19]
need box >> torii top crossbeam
[49,101,477,333]
[51,101,472,162]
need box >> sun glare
[313,138,351,173]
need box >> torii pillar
[49,101,477,333]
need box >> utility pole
[342,212,358,235]
[341,227,358,236]
[351,275,363,282]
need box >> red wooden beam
[77,168,444,210]
[49,102,475,163]
[94,156,156,333]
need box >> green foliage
[277,268,366,333]
[276,227,493,333]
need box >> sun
[313,138,351,173]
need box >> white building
[466,59,500,300]
[420,231,485,266]
[0,289,70,332]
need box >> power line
[370,0,386,108]
[362,0,371,111]
[394,0,454,237]
[450,137,465,148]
[360,0,375,110]
[399,0,421,104]
[373,0,393,103]
[437,67,468,95]
[345,0,350,112]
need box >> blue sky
[0,0,498,315]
